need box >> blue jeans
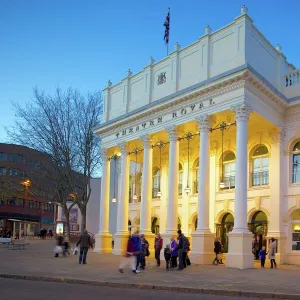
[79,247,88,264]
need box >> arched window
[128,175,133,203]
[193,158,199,193]
[152,217,160,234]
[178,163,183,195]
[223,152,236,189]
[252,145,269,186]
[136,172,142,202]
[152,168,160,198]
[292,141,300,183]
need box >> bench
[8,242,30,250]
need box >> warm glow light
[117,153,121,157]
[112,197,117,203]
[219,182,225,189]
[184,186,191,194]
[21,179,31,187]
[157,191,162,197]
[133,194,138,201]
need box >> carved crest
[157,72,166,85]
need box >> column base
[94,232,112,254]
[226,231,254,269]
[140,232,155,258]
[112,232,130,256]
[189,231,215,265]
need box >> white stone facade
[93,6,300,268]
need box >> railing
[223,176,235,189]
[194,180,198,194]
[285,70,300,87]
[252,170,269,186]
[152,188,160,199]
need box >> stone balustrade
[285,69,300,87]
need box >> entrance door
[248,211,268,248]
[151,218,159,234]
[217,213,234,253]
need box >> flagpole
[167,7,170,56]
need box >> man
[76,230,92,264]
[154,233,163,266]
[177,230,189,270]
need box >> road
[0,278,273,300]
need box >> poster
[56,222,64,235]
[61,208,78,224]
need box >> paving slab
[1,240,300,299]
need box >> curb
[0,274,300,299]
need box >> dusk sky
[1,0,299,141]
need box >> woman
[139,234,149,270]
[269,238,277,268]
[170,237,178,268]
[213,237,222,265]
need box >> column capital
[100,148,109,161]
[166,125,179,142]
[118,142,129,155]
[269,128,285,144]
[231,103,253,122]
[140,134,152,148]
[195,114,210,132]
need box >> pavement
[1,240,300,299]
[1,278,273,300]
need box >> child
[259,246,267,268]
[164,244,171,271]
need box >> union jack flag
[163,8,170,44]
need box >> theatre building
[93,6,300,269]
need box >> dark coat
[214,241,222,254]
[76,233,92,248]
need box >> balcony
[252,170,269,187]
[284,70,300,99]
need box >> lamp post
[20,179,31,239]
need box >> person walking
[138,234,149,270]
[76,230,92,264]
[259,246,267,268]
[154,233,163,267]
[213,237,222,265]
[119,236,139,274]
[170,237,178,268]
[177,230,189,270]
[269,238,277,268]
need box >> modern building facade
[0,143,55,237]
[93,6,300,269]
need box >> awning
[7,219,22,222]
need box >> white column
[140,135,153,234]
[227,103,253,269]
[165,126,179,234]
[190,114,215,264]
[269,129,285,264]
[181,160,189,235]
[197,114,211,232]
[113,143,130,255]
[232,104,252,232]
[94,148,112,253]
[57,205,62,222]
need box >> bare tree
[7,87,102,238]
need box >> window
[291,210,300,251]
[0,167,6,176]
[29,161,41,169]
[44,203,54,212]
[0,199,4,206]
[293,141,300,183]
[28,200,40,209]
[10,154,25,164]
[193,158,199,193]
[178,163,183,195]
[9,168,26,177]
[0,152,7,161]
[7,197,24,207]
[252,146,269,186]
[222,152,236,189]
[152,168,160,198]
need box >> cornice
[98,74,248,138]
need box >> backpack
[182,237,190,251]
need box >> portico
[94,5,300,269]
